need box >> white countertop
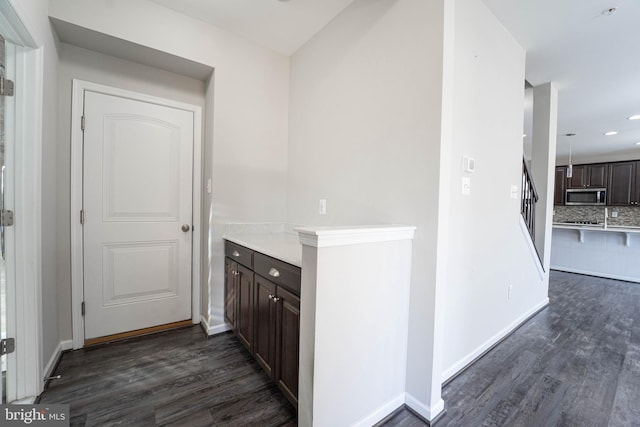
[553,223,640,233]
[224,231,302,267]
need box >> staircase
[521,158,539,247]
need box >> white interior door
[83,90,194,340]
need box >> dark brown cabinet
[224,240,301,409]
[224,258,236,328]
[554,166,566,205]
[275,286,300,406]
[608,161,640,206]
[254,274,277,377]
[567,163,608,189]
[236,264,254,351]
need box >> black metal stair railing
[521,158,539,241]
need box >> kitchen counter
[223,228,302,267]
[553,223,640,232]
[551,223,640,283]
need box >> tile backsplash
[554,205,640,227]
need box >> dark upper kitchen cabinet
[555,166,566,205]
[636,162,640,205]
[567,163,608,189]
[567,165,587,189]
[608,161,640,206]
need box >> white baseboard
[200,315,231,336]
[11,397,36,404]
[442,297,549,382]
[550,266,640,284]
[351,394,405,427]
[43,340,73,380]
[405,393,445,422]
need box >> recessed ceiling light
[604,131,618,136]
[628,115,640,120]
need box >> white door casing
[71,81,202,347]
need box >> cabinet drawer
[254,253,301,296]
[225,240,254,269]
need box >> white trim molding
[520,216,545,280]
[441,297,550,382]
[70,79,203,349]
[200,315,231,336]
[405,393,445,422]
[43,340,73,380]
[352,395,406,427]
[550,267,640,284]
[1,0,45,403]
[296,225,416,248]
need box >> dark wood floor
[384,270,640,426]
[41,271,640,426]
[39,326,296,426]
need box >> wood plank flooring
[40,271,640,426]
[39,326,296,426]
[383,270,640,426]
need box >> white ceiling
[483,0,640,163]
[145,0,640,163]
[146,0,355,56]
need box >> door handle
[181,224,191,232]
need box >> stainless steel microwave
[565,188,607,205]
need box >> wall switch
[612,211,618,218]
[462,176,471,196]
[319,199,327,215]
[463,156,476,173]
[510,185,519,199]
[508,284,513,300]
[206,178,212,195]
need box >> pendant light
[565,133,575,178]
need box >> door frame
[0,0,44,402]
[70,79,203,349]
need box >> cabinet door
[634,161,640,205]
[554,167,566,205]
[236,264,254,351]
[276,286,300,407]
[608,162,635,206]
[587,163,608,188]
[567,165,587,189]
[254,275,277,377]
[224,258,237,329]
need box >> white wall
[16,0,60,384]
[48,0,290,333]
[441,0,549,379]
[287,0,448,417]
[56,43,206,341]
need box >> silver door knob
[181,224,191,232]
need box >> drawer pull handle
[232,250,240,257]
[273,297,281,302]
[268,294,276,301]
[268,268,280,278]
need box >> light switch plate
[510,184,519,199]
[319,199,327,215]
[462,177,471,196]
